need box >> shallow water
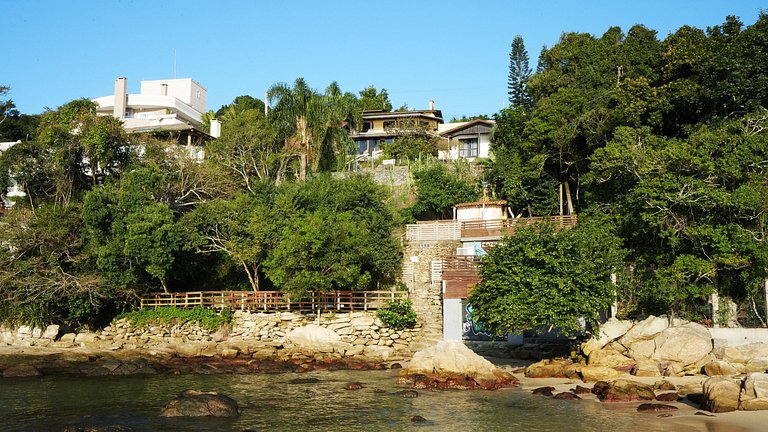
[1,369,700,431]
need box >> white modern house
[92,77,220,143]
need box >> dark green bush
[377,299,417,330]
[116,306,232,332]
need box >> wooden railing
[461,215,577,239]
[406,220,461,242]
[406,215,577,242]
[139,290,408,312]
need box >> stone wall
[0,310,422,363]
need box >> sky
[2,0,765,121]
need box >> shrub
[116,306,232,332]
[377,299,417,330]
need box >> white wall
[443,298,464,341]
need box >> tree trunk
[299,152,307,181]
[564,181,574,215]
[242,261,259,292]
[160,278,169,294]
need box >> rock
[587,346,635,370]
[619,316,669,348]
[532,386,555,397]
[344,382,364,390]
[652,323,712,366]
[571,385,592,395]
[740,373,768,411]
[286,325,341,351]
[627,339,656,361]
[701,377,740,413]
[41,325,62,340]
[553,392,581,400]
[159,390,239,417]
[578,365,627,382]
[399,341,518,390]
[703,360,739,377]
[287,378,320,384]
[717,343,768,365]
[2,365,42,378]
[695,411,716,417]
[389,363,403,369]
[525,358,580,379]
[654,380,677,391]
[410,415,428,423]
[594,379,656,403]
[637,403,678,413]
[632,358,662,377]
[655,392,679,401]
[742,358,768,374]
[397,390,419,398]
[581,318,634,356]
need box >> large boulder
[652,323,712,366]
[525,358,580,379]
[159,390,239,417]
[627,339,656,360]
[397,341,518,390]
[717,344,768,366]
[740,373,768,411]
[286,325,341,352]
[702,377,741,413]
[619,316,669,348]
[703,360,739,377]
[579,366,627,382]
[593,379,656,402]
[582,318,634,356]
[587,346,635,370]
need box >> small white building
[437,119,495,161]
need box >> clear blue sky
[2,0,765,121]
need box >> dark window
[459,138,478,158]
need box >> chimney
[114,77,128,119]
[210,119,221,138]
[429,100,435,111]
[161,83,168,96]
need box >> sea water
[0,369,700,431]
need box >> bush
[377,299,417,330]
[116,306,232,332]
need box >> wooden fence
[406,220,461,242]
[139,290,408,312]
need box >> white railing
[405,220,461,242]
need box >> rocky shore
[0,310,425,378]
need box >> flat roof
[454,200,507,209]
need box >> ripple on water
[0,370,701,432]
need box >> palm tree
[268,78,361,179]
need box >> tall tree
[359,86,393,111]
[507,35,532,109]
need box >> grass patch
[116,306,232,332]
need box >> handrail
[139,290,408,312]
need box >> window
[362,121,372,132]
[383,120,395,129]
[459,138,478,158]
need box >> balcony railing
[406,215,577,243]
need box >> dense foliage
[469,214,626,335]
[483,13,768,323]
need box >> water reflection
[0,370,701,432]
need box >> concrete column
[113,77,127,119]
[443,298,463,341]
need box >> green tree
[359,85,393,111]
[468,213,626,336]
[268,78,360,180]
[508,35,532,109]
[205,109,295,188]
[408,165,478,220]
[381,131,438,161]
